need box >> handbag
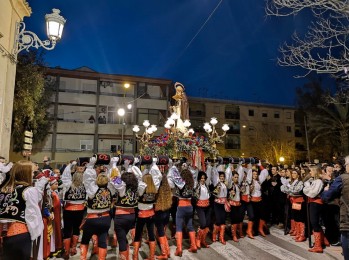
[292,202,302,210]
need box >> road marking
[210,241,253,260]
[270,227,342,260]
[246,235,308,260]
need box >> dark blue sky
[25,0,322,106]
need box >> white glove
[257,160,262,167]
[35,177,49,192]
[152,157,158,163]
[0,162,13,174]
[111,157,119,167]
[133,157,140,165]
[86,157,97,168]
[71,160,77,166]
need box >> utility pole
[304,116,311,163]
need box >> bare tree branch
[266,0,349,17]
[266,0,349,81]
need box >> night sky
[25,0,324,106]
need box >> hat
[49,176,59,185]
[35,169,52,179]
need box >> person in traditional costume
[132,158,162,260]
[80,157,112,260]
[154,166,172,259]
[0,161,46,260]
[193,171,211,248]
[249,164,269,237]
[167,166,197,257]
[281,169,306,242]
[61,161,87,259]
[109,158,139,260]
[303,165,328,253]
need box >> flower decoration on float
[203,117,230,161]
[161,112,195,160]
[132,120,157,156]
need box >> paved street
[56,226,343,260]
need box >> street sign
[24,137,33,144]
[24,131,33,138]
[23,144,32,150]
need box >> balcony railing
[189,110,205,117]
[225,143,241,149]
[225,112,240,119]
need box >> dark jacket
[321,173,349,232]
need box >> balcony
[225,112,240,119]
[189,110,205,117]
[225,143,241,150]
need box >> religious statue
[170,82,189,120]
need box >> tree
[266,0,349,79]
[12,51,54,152]
[307,93,349,156]
[246,124,296,165]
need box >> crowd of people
[0,154,348,260]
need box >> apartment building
[189,97,302,163]
[27,67,172,164]
[22,67,305,165]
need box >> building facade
[0,0,31,159]
[21,67,172,165]
[13,67,304,166]
[189,97,300,164]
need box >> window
[295,129,302,137]
[225,135,240,149]
[248,109,254,116]
[80,140,93,151]
[226,122,240,134]
[189,103,205,117]
[82,82,97,94]
[138,83,147,98]
[225,105,240,119]
[147,84,162,98]
[190,119,204,133]
[274,112,280,118]
[262,112,268,118]
[137,109,161,125]
[286,126,292,133]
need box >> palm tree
[307,97,349,155]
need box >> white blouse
[198,184,210,200]
[303,178,323,198]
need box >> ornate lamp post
[203,117,230,160]
[164,112,194,160]
[132,120,157,155]
[13,9,66,58]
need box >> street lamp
[132,120,157,155]
[164,112,194,159]
[13,9,66,57]
[117,108,126,153]
[279,156,285,163]
[203,117,230,160]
